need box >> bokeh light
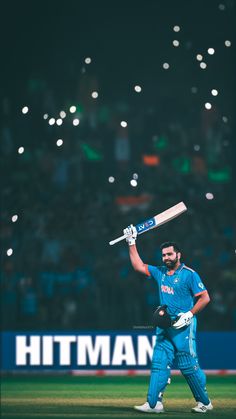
[196,54,203,61]
[73,118,80,126]
[69,106,76,113]
[211,89,218,96]
[120,121,127,127]
[56,118,63,126]
[218,3,226,10]
[207,48,215,55]
[173,40,179,47]
[206,192,214,200]
[12,215,18,222]
[205,102,212,110]
[56,139,63,147]
[173,25,180,32]
[60,111,66,118]
[18,147,24,154]
[22,106,29,114]
[130,179,137,187]
[49,118,55,125]
[7,248,13,256]
[163,62,170,69]
[91,91,99,99]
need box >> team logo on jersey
[174,278,179,283]
[198,282,204,289]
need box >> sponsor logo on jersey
[161,285,174,295]
[198,282,204,289]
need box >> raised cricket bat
[109,201,187,246]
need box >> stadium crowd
[1,65,236,333]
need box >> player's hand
[172,311,193,329]
[123,224,137,246]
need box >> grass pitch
[1,375,236,418]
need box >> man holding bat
[123,224,213,414]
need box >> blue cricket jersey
[146,263,207,316]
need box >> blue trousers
[147,318,210,408]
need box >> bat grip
[109,234,127,246]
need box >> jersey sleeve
[146,264,163,283]
[189,271,207,296]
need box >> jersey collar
[165,262,184,275]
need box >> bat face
[135,217,156,234]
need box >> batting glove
[172,311,193,329]
[123,224,137,246]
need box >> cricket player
[124,224,213,414]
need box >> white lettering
[16,336,40,365]
[77,336,110,366]
[54,336,76,365]
[14,333,157,368]
[42,336,53,365]
[137,335,156,365]
[112,336,136,365]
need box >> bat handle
[109,234,127,246]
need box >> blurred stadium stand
[1,0,235,332]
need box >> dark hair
[160,241,181,253]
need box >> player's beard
[164,256,179,270]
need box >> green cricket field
[1,375,236,418]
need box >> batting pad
[147,346,172,408]
[176,352,210,405]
